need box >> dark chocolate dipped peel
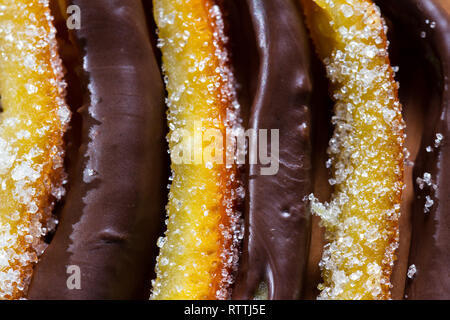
[232,0,313,300]
[27,0,166,299]
[375,0,450,300]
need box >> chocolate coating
[27,0,166,299]
[375,0,450,299]
[232,0,313,300]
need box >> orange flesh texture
[303,0,404,299]
[151,0,241,300]
[0,0,69,299]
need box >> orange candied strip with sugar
[0,0,70,299]
[302,0,405,299]
[151,0,242,300]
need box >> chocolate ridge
[232,0,313,300]
[27,0,166,299]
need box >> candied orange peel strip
[0,0,70,299]
[302,0,405,299]
[151,0,242,300]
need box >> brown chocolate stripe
[27,0,167,299]
[232,0,313,300]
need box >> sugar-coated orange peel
[151,0,242,300]
[0,0,70,299]
[302,0,405,299]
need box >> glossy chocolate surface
[27,0,167,299]
[232,0,313,300]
